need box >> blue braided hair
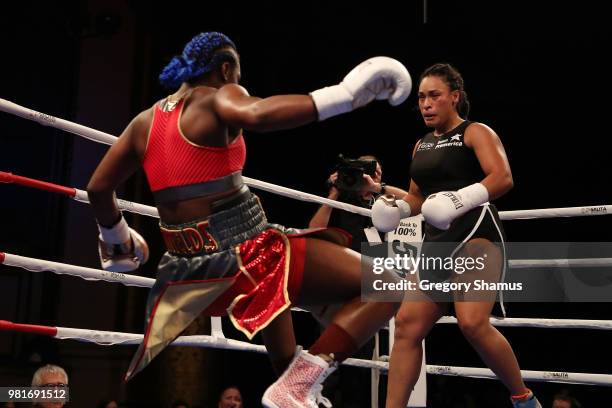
[159,32,237,90]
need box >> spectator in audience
[31,364,68,408]
[218,386,242,408]
[551,389,581,408]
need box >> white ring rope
[509,258,612,268]
[3,322,610,386]
[72,189,159,218]
[2,252,612,331]
[0,252,155,288]
[500,205,612,220]
[425,365,612,387]
[0,98,117,145]
[242,177,371,217]
[4,249,612,284]
[436,316,612,330]
[2,97,611,221]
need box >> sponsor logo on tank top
[435,133,463,149]
[417,142,435,151]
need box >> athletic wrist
[458,183,489,208]
[310,84,353,121]
[98,214,130,244]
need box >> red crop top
[143,98,246,196]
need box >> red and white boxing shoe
[262,346,336,408]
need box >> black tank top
[410,121,485,197]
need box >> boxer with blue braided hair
[159,32,237,90]
[87,31,412,408]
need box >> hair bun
[159,56,194,89]
[159,32,236,90]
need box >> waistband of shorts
[159,186,268,256]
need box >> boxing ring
[2,98,612,406]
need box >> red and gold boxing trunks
[125,187,351,380]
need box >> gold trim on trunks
[160,220,219,255]
[125,277,236,380]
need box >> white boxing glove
[421,183,489,230]
[98,215,149,272]
[371,194,412,233]
[310,56,412,121]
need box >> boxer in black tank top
[385,64,541,408]
[412,120,483,195]
[411,119,506,245]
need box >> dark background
[1,0,611,406]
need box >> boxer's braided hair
[159,32,237,90]
[420,63,470,119]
